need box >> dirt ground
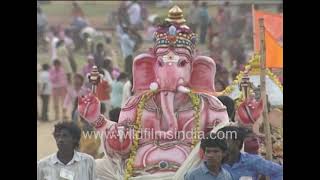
[37,120,57,161]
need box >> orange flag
[265,30,283,68]
[253,10,283,52]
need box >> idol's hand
[78,92,101,123]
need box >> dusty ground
[37,120,57,161]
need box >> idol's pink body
[78,19,229,176]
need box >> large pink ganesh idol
[78,5,229,179]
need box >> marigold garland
[222,54,283,97]
[124,91,154,180]
[188,91,201,149]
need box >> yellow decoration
[221,54,283,97]
[165,5,186,25]
[188,92,201,149]
[124,91,155,180]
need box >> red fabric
[96,80,111,101]
[107,127,131,151]
[199,148,205,159]
[237,99,263,125]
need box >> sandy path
[37,120,57,161]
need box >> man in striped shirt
[37,121,96,180]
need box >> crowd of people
[37,1,142,123]
[37,1,283,179]
[186,1,283,91]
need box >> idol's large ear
[132,53,157,94]
[190,56,216,92]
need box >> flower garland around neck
[124,90,155,180]
[187,91,201,149]
[124,90,201,179]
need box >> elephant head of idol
[132,5,217,94]
[131,5,217,132]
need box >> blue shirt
[223,152,283,180]
[199,8,209,26]
[184,161,233,180]
[120,33,135,58]
[111,81,124,108]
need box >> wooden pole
[259,18,273,161]
[252,4,256,52]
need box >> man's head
[243,128,260,154]
[217,96,235,122]
[50,26,59,37]
[73,73,84,88]
[215,80,227,92]
[56,40,65,48]
[72,2,79,8]
[122,26,129,34]
[64,28,71,37]
[201,132,228,166]
[201,2,207,8]
[117,72,128,82]
[127,27,135,36]
[217,126,246,154]
[192,0,199,6]
[83,32,90,40]
[42,64,50,71]
[53,121,81,152]
[53,59,61,69]
[87,55,95,65]
[103,58,113,70]
[96,43,104,53]
[105,34,112,44]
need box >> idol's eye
[179,60,188,67]
[158,60,164,67]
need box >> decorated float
[78,5,283,180]
[78,5,230,180]
[222,54,283,164]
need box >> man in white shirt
[37,121,96,180]
[37,7,48,42]
[101,58,113,85]
[127,0,142,27]
[120,27,135,59]
[39,64,51,121]
[188,0,201,33]
[120,27,135,76]
[121,76,132,107]
[63,29,77,73]
[50,31,59,62]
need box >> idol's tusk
[177,85,191,93]
[117,126,125,143]
[149,82,159,91]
